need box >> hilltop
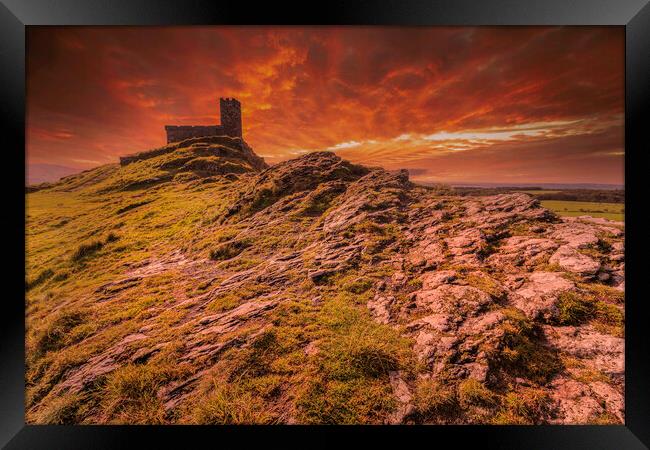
[26,137,624,425]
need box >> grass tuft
[413,379,458,421]
[71,241,104,262]
[492,309,563,385]
[190,382,275,424]
[295,295,413,424]
[554,291,596,325]
[105,232,120,243]
[209,239,251,261]
[32,309,87,358]
[341,277,374,295]
[32,393,83,424]
[458,378,498,408]
[491,388,555,424]
[102,364,172,424]
[26,268,54,291]
[553,289,624,336]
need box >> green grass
[458,378,498,408]
[25,147,244,423]
[554,291,596,325]
[31,393,85,424]
[553,289,624,337]
[26,268,54,291]
[208,239,251,261]
[295,292,415,424]
[413,379,458,421]
[71,240,104,262]
[413,377,555,424]
[540,200,624,221]
[189,381,275,424]
[103,364,171,424]
[31,308,88,358]
[489,309,564,385]
[491,388,554,425]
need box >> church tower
[220,97,242,138]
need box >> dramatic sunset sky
[27,26,624,185]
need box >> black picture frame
[2,1,649,448]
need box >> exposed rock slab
[549,246,601,276]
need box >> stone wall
[165,125,224,144]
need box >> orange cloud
[26,26,624,184]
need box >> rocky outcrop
[322,168,411,233]
[513,271,575,320]
[227,151,368,217]
[549,246,601,276]
[360,186,624,424]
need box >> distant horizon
[26,161,625,189]
[439,181,624,189]
[27,26,624,185]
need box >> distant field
[541,200,624,222]
[451,186,624,204]
[517,190,561,195]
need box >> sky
[26,26,624,185]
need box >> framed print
[2,0,649,448]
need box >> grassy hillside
[539,200,624,222]
[26,141,412,424]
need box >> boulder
[513,271,575,319]
[549,246,601,276]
